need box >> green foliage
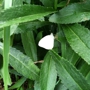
[62,24,90,64]
[0,0,90,90]
[0,5,55,28]
[49,0,90,24]
[40,0,55,7]
[50,50,90,90]
[40,52,57,90]
[21,31,37,61]
[0,42,40,80]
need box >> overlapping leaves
[62,24,90,64]
[0,4,55,28]
[50,50,90,90]
[49,1,90,24]
[0,42,40,80]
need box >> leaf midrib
[9,51,39,78]
[0,43,39,79]
[0,11,55,28]
[67,25,90,50]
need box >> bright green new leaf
[0,5,55,28]
[40,52,57,90]
[50,50,90,90]
[49,1,90,24]
[62,24,90,64]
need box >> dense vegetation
[0,0,90,90]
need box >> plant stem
[3,0,12,90]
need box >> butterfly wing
[38,33,54,50]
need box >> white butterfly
[38,33,54,50]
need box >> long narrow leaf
[49,1,90,24]
[40,0,54,7]
[0,5,55,28]
[21,31,37,61]
[40,52,57,90]
[2,1,12,90]
[9,77,26,89]
[2,27,11,90]
[50,50,90,90]
[16,21,50,34]
[0,42,40,80]
[62,24,90,64]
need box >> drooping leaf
[40,52,57,90]
[21,31,37,61]
[0,5,55,28]
[50,50,90,90]
[49,1,90,24]
[62,24,90,64]
[0,42,40,80]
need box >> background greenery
[0,0,90,90]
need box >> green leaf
[0,5,55,28]
[34,81,41,90]
[79,62,90,76]
[0,30,3,38]
[49,1,90,24]
[0,42,40,80]
[55,82,68,90]
[40,0,54,7]
[62,24,90,64]
[86,72,90,85]
[56,25,80,65]
[21,31,37,61]
[3,27,11,86]
[9,77,26,89]
[50,50,90,90]
[16,21,50,34]
[36,31,43,43]
[0,21,49,39]
[57,1,67,7]
[40,52,57,90]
